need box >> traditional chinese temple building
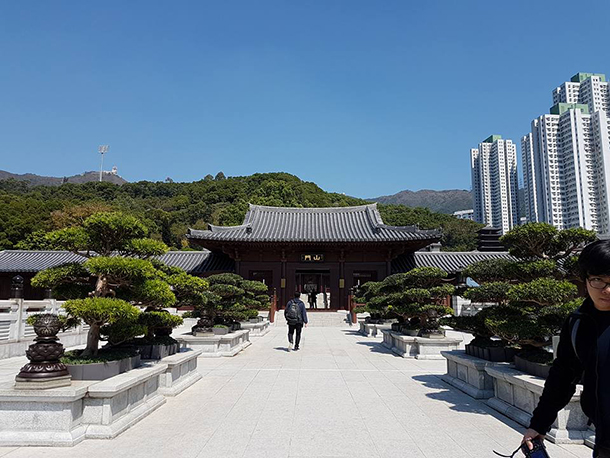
[0,204,513,305]
[186,204,441,310]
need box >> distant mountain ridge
[0,170,127,186]
[368,189,472,214]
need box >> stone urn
[15,313,71,389]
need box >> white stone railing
[452,296,495,316]
[0,299,90,359]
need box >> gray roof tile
[188,204,440,243]
[0,250,234,274]
[0,251,89,273]
[392,251,515,274]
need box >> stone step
[273,311,352,327]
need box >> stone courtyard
[0,325,592,458]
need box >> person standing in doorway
[285,291,308,350]
[308,290,317,309]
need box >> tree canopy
[450,222,596,351]
[355,267,455,335]
[0,173,482,251]
[30,211,193,356]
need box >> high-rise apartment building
[470,135,519,234]
[521,73,610,234]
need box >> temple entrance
[295,270,332,309]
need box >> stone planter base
[465,343,516,362]
[0,382,90,446]
[176,329,251,357]
[158,349,202,397]
[0,350,204,446]
[485,365,590,445]
[584,427,596,449]
[240,320,270,337]
[359,322,393,338]
[66,355,141,381]
[441,350,508,399]
[514,355,551,379]
[0,362,166,446]
[84,363,167,440]
[381,330,461,359]
[136,343,179,360]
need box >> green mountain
[0,170,127,186]
[369,189,472,214]
[0,172,482,252]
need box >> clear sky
[1,1,609,198]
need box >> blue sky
[1,1,608,198]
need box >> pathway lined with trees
[0,325,591,458]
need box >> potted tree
[358,267,455,338]
[451,223,596,371]
[57,297,143,379]
[30,211,196,375]
[191,273,268,334]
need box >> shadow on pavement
[413,374,526,432]
[274,347,291,352]
[354,340,400,356]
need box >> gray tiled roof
[0,251,89,273]
[188,204,441,243]
[392,251,515,274]
[0,250,234,274]
[157,251,234,274]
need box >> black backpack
[285,300,301,323]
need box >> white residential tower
[470,135,519,234]
[521,73,610,234]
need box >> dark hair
[578,239,610,280]
[294,291,301,298]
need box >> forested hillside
[0,173,482,252]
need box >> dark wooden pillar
[234,248,241,275]
[280,249,286,308]
[339,249,346,310]
[385,249,393,277]
[269,289,277,323]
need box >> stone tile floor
[0,325,593,458]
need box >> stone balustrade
[0,299,90,359]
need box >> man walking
[523,240,610,457]
[285,291,308,350]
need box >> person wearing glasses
[523,240,610,457]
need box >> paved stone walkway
[0,326,593,458]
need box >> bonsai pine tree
[30,211,190,356]
[192,273,269,331]
[354,281,385,320]
[454,223,596,359]
[357,267,454,336]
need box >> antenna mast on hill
[98,145,109,182]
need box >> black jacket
[529,297,609,448]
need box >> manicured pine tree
[455,223,596,359]
[356,267,455,336]
[31,212,197,356]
